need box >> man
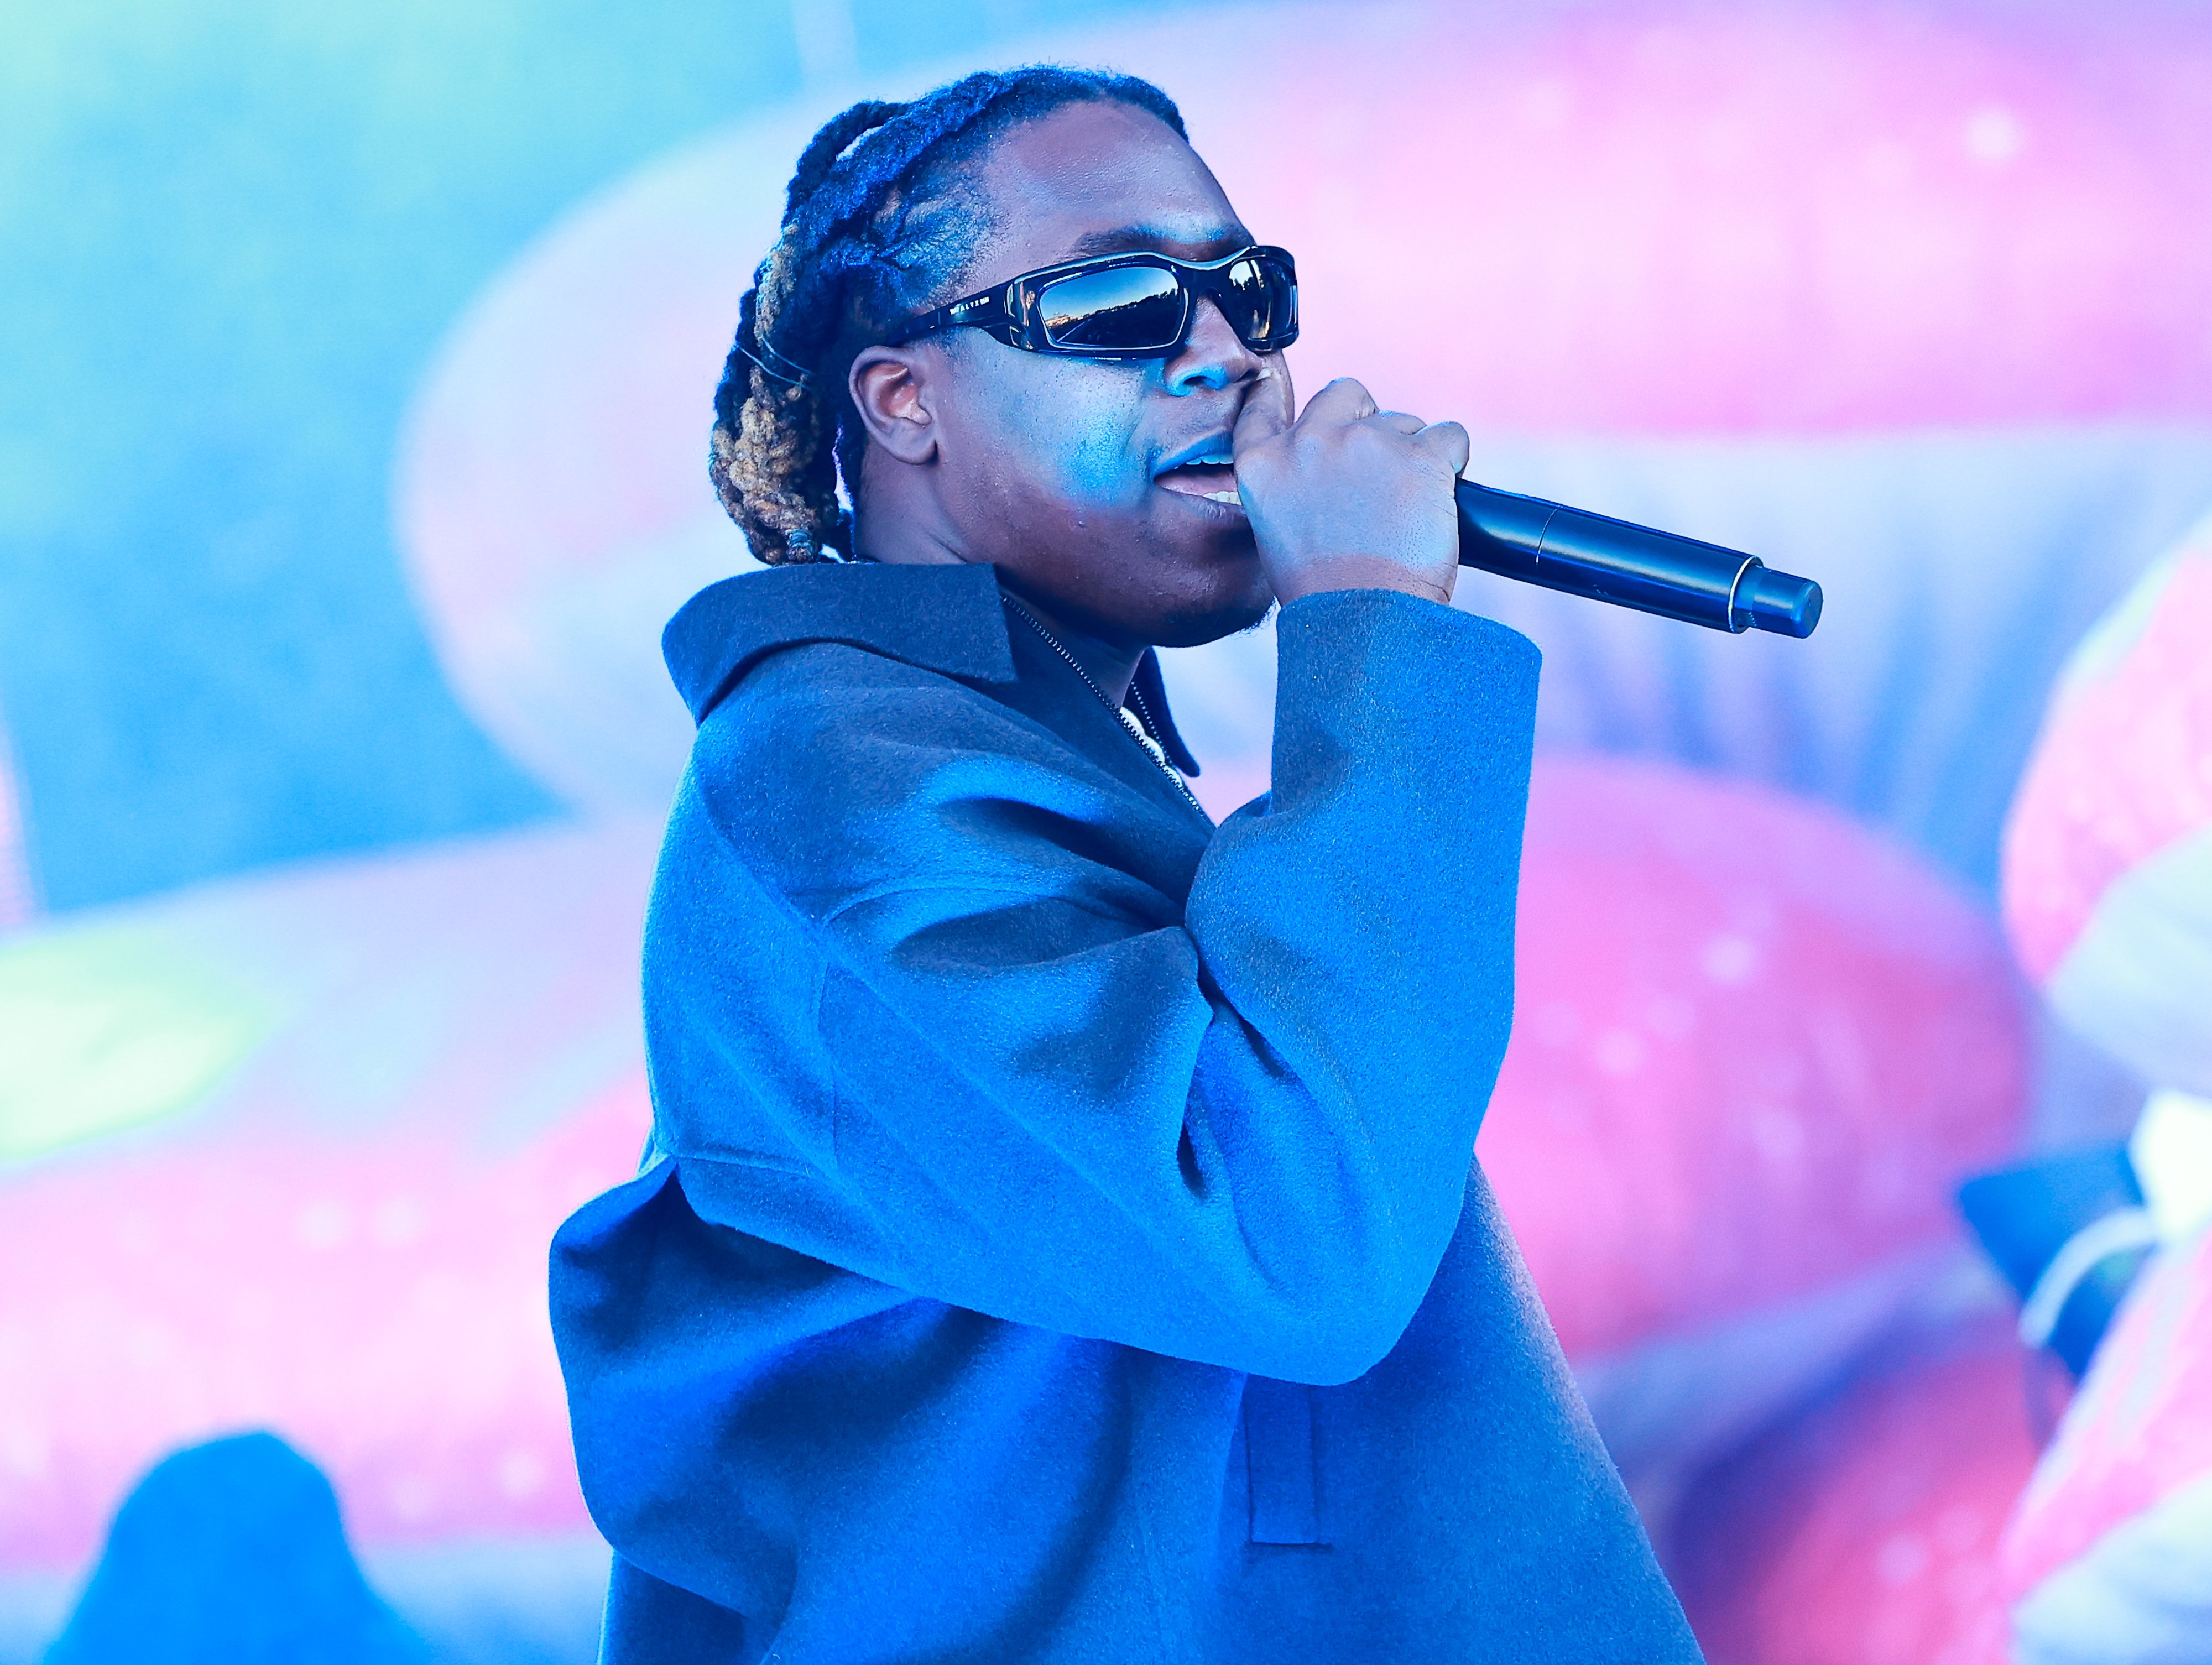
[552,65,1702,1662]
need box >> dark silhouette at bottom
[45,1432,426,1665]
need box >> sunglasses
[890,244,1298,361]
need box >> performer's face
[861,100,1292,648]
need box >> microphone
[1457,478,1822,638]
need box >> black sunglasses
[890,244,1298,361]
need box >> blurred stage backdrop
[5,1,2211,1661]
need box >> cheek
[993,363,1150,513]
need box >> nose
[1164,296,1262,396]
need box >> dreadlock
[709,67,1187,564]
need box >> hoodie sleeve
[658,588,1537,1386]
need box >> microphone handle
[1455,478,1822,638]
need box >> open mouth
[1155,450,1242,506]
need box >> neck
[855,497,1147,708]
[997,581,1147,708]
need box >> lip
[1150,430,1238,479]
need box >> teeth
[1202,488,1242,505]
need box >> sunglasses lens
[1221,253,1297,349]
[1038,265,1185,351]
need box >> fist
[1232,377,1469,607]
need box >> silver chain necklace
[1000,594,1208,818]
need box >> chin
[1141,537,1273,648]
[1147,578,1275,649]
[1150,603,1273,650]
[1012,510,1270,646]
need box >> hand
[1232,377,1469,607]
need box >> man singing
[551,64,1702,1663]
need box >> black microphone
[1457,478,1822,638]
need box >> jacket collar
[664,561,1014,724]
[662,560,1201,776]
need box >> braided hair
[709,67,1187,564]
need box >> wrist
[1269,556,1456,608]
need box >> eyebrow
[1060,222,1251,260]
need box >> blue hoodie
[550,560,1702,1662]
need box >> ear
[848,345,942,467]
